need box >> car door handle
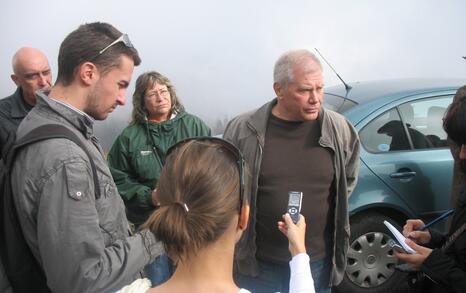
[390,171,416,179]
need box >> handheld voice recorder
[287,191,303,224]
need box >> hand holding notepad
[383,220,417,254]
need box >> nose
[38,73,48,86]
[117,89,126,106]
[155,92,164,101]
[460,144,466,160]
[308,90,318,103]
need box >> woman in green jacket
[108,71,211,225]
[107,71,211,286]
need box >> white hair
[273,49,322,89]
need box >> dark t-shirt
[256,114,335,263]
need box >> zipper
[246,121,263,201]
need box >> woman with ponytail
[120,137,315,293]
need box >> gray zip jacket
[224,99,360,286]
[11,91,163,293]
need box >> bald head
[11,47,52,106]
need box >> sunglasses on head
[99,33,134,55]
[166,137,245,210]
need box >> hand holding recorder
[278,213,307,257]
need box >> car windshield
[324,93,357,113]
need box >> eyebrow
[146,87,169,93]
[23,69,51,75]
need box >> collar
[147,112,177,123]
[36,90,95,139]
[144,111,185,132]
[246,99,276,147]
[247,98,329,146]
[10,87,32,119]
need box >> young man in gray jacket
[224,49,360,293]
[10,22,162,293]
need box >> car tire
[335,212,409,293]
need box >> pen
[418,209,454,231]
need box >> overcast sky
[2,0,466,146]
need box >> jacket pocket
[95,181,119,244]
[131,147,161,182]
[64,162,91,201]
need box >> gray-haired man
[225,49,360,293]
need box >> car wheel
[335,212,408,293]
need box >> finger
[393,250,407,260]
[404,239,429,254]
[407,219,424,229]
[406,230,424,240]
[283,213,294,226]
[277,224,288,236]
[394,251,415,263]
[296,214,306,228]
[403,220,422,236]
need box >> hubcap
[345,232,398,288]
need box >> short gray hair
[273,49,322,89]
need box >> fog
[2,0,466,149]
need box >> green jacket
[108,111,211,225]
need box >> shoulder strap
[441,222,466,253]
[8,124,101,199]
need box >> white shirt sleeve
[289,253,315,293]
[117,278,152,293]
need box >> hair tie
[173,201,189,213]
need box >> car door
[358,94,454,226]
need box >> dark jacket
[0,88,32,158]
[223,99,360,286]
[0,88,31,293]
[421,188,466,293]
[107,112,211,225]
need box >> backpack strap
[0,124,102,292]
[7,124,101,199]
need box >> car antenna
[314,48,352,91]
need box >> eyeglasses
[99,33,134,55]
[144,89,170,99]
[166,137,245,211]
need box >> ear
[238,205,250,231]
[11,74,20,86]
[273,82,282,98]
[78,62,99,86]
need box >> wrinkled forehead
[16,57,50,75]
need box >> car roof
[325,78,464,105]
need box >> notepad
[383,220,417,254]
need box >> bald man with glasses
[0,47,51,293]
[0,47,52,157]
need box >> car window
[360,108,410,153]
[398,96,453,149]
